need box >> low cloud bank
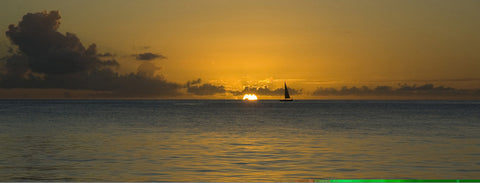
[313,84,480,97]
[186,79,226,95]
[231,86,302,96]
[185,78,302,96]
[133,52,166,61]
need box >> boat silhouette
[280,82,293,101]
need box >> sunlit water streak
[1,100,479,181]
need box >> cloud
[5,11,118,75]
[184,79,304,96]
[186,78,202,87]
[231,86,302,96]
[133,52,166,61]
[137,62,162,78]
[98,52,114,57]
[312,83,480,97]
[1,11,181,97]
[186,78,226,95]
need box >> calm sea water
[0,100,479,181]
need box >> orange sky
[1,0,479,99]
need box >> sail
[284,82,290,99]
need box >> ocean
[0,100,479,181]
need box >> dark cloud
[186,79,226,95]
[5,11,118,75]
[0,11,181,97]
[0,70,180,97]
[312,84,480,97]
[98,52,114,57]
[134,52,166,61]
[184,79,303,96]
[137,62,161,77]
[186,78,202,87]
[231,86,302,96]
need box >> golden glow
[242,94,258,100]
[1,1,480,99]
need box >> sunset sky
[0,0,479,99]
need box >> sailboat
[280,82,293,101]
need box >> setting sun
[243,94,258,100]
